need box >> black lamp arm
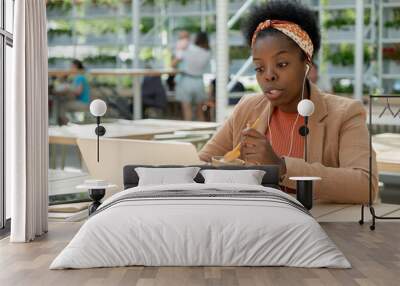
[298,116,309,162]
[94,116,106,162]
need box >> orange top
[266,108,305,193]
[266,107,304,158]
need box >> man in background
[56,59,90,125]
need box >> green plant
[83,55,117,65]
[139,47,154,61]
[48,57,72,65]
[48,57,57,65]
[332,81,353,94]
[48,28,73,39]
[229,46,250,60]
[245,85,261,93]
[172,15,216,34]
[121,76,133,88]
[76,19,120,35]
[47,0,73,11]
[384,8,400,29]
[143,0,191,5]
[90,76,122,88]
[324,8,371,29]
[141,18,154,34]
[122,17,154,34]
[121,18,133,33]
[86,0,120,7]
[230,18,243,31]
[384,20,400,29]
[325,44,372,66]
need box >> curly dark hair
[242,0,320,58]
[195,32,210,50]
[72,59,85,70]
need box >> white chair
[77,137,204,196]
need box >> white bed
[50,183,351,269]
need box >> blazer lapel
[308,83,328,163]
[245,85,327,163]
[255,99,272,135]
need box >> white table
[49,119,220,169]
[49,119,220,146]
[373,133,400,173]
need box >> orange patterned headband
[251,19,314,62]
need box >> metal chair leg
[359,204,364,225]
[369,206,376,231]
[61,145,67,170]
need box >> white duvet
[50,183,351,269]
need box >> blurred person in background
[167,30,191,92]
[56,59,90,125]
[175,30,190,60]
[204,76,246,121]
[141,75,167,119]
[172,31,211,121]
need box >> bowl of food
[211,155,245,167]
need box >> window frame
[0,0,13,231]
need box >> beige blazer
[199,83,378,204]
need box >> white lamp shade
[297,99,315,117]
[90,99,107,117]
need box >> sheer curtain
[7,0,48,242]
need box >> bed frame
[123,165,281,190]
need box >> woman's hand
[241,127,287,176]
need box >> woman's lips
[264,89,284,100]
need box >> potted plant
[48,28,73,45]
[326,44,371,75]
[332,78,354,95]
[229,46,250,74]
[83,54,118,69]
[324,9,356,40]
[167,0,201,14]
[48,57,72,69]
[47,0,73,18]
[123,17,155,44]
[383,46,400,74]
[384,9,400,39]
[324,8,371,40]
[79,19,122,44]
[84,0,120,17]
[326,45,354,74]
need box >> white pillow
[200,169,266,185]
[135,167,201,186]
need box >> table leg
[49,144,57,169]
[61,145,67,170]
[296,180,313,210]
[133,76,142,119]
[88,189,106,215]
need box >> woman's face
[70,63,78,73]
[252,33,309,112]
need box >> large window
[1,0,14,230]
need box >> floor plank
[1,221,400,286]
[310,203,351,218]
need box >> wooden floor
[1,221,400,286]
